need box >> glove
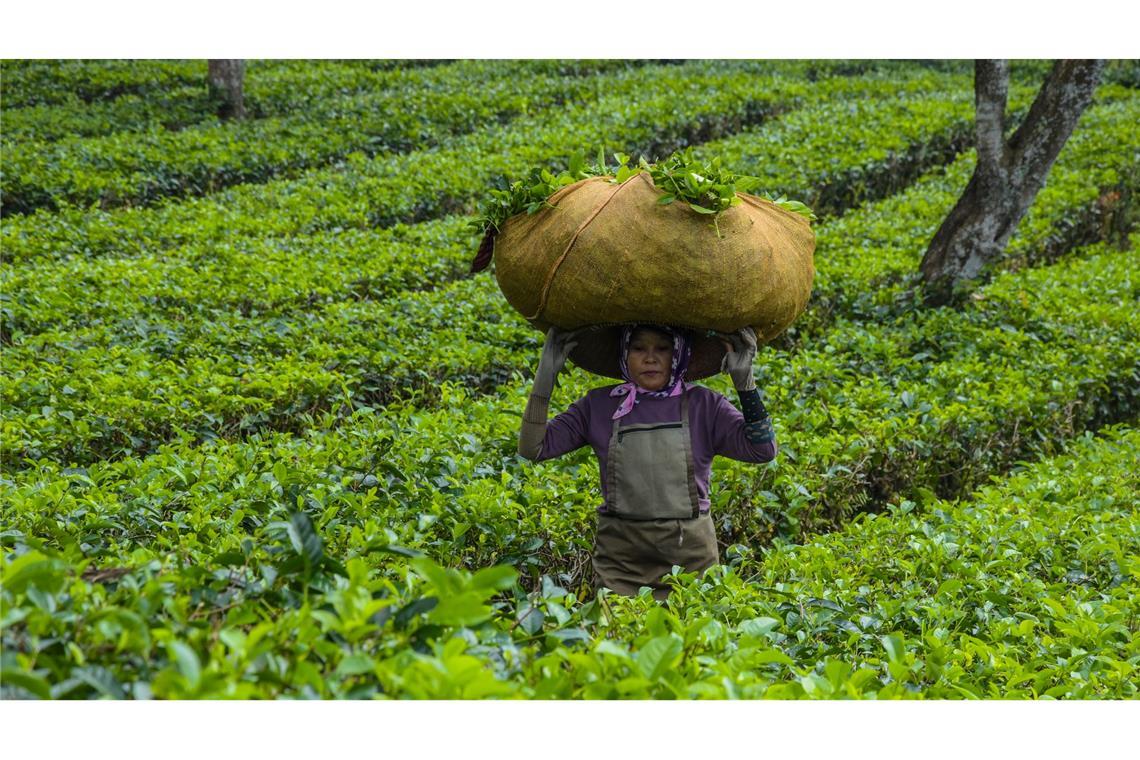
[520,327,584,460]
[533,326,584,397]
[719,327,758,391]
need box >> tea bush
[2,60,1136,700]
[0,59,208,109]
[3,420,1135,698]
[3,96,1134,467]
[0,60,655,215]
[1,60,436,144]
[1,63,975,262]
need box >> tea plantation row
[5,231,1135,596]
[1,60,661,214]
[2,61,1136,700]
[0,60,646,145]
[4,95,1134,468]
[2,60,430,143]
[1,62,982,260]
[3,419,1134,698]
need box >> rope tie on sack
[523,176,642,322]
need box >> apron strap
[679,387,701,519]
[606,406,622,513]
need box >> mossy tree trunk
[920,59,1105,305]
[207,59,246,120]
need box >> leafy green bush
[3,61,1136,700]
[3,96,1133,467]
[1,87,219,145]
[0,62,972,261]
[0,61,656,215]
[1,61,380,145]
[793,93,1140,342]
[0,59,208,108]
[3,419,1135,698]
[0,60,539,146]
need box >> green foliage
[0,60,646,215]
[1,60,428,145]
[469,156,602,239]
[2,61,969,263]
[0,59,208,109]
[4,428,1137,698]
[2,96,1133,467]
[2,59,1137,700]
[469,146,815,246]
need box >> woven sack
[492,173,816,380]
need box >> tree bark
[920,59,1105,305]
[207,59,246,120]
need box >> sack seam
[524,176,641,322]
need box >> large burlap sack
[492,172,816,379]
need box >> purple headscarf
[610,324,693,420]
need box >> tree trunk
[920,59,1105,305]
[207,59,246,120]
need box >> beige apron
[592,387,719,599]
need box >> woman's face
[627,328,674,391]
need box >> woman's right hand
[535,327,584,395]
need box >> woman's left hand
[720,327,758,391]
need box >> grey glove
[519,327,584,460]
[720,327,758,391]
[533,326,583,397]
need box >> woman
[517,323,777,600]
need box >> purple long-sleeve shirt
[536,383,778,513]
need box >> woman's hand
[534,326,585,396]
[719,326,758,391]
[521,327,583,459]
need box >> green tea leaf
[739,617,781,637]
[2,552,67,595]
[470,564,517,591]
[286,511,323,568]
[635,634,683,680]
[751,649,795,666]
[0,669,51,699]
[335,655,376,677]
[882,633,906,664]
[168,641,201,689]
[429,592,491,627]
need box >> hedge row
[0,59,917,142]
[3,95,1133,466]
[3,84,1003,337]
[0,59,207,109]
[2,86,219,145]
[4,230,1136,602]
[1,60,660,215]
[212,235,1135,578]
[0,64,976,262]
[2,403,1135,697]
[0,60,521,145]
[794,93,1139,341]
[2,60,382,143]
[690,89,982,218]
[0,59,451,111]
